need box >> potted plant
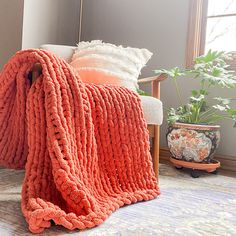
[155,50,236,177]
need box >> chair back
[40,44,76,62]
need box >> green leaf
[228,109,236,117]
[228,109,236,128]
[167,108,180,124]
[202,74,236,88]
[195,50,231,64]
[154,69,170,76]
[200,89,208,95]
[213,104,228,112]
[136,88,149,96]
[191,90,198,96]
[154,67,185,78]
[214,97,231,105]
[190,95,205,102]
[212,67,222,77]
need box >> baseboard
[160,147,236,172]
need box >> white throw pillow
[70,40,153,91]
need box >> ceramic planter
[166,122,220,163]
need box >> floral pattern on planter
[167,123,220,163]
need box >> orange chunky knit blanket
[0,50,159,233]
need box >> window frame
[185,0,208,68]
[186,0,236,69]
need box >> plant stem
[199,108,214,118]
[207,117,223,124]
[195,108,201,123]
[199,112,218,123]
[220,115,235,121]
[173,76,184,106]
[201,79,205,90]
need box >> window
[186,0,236,68]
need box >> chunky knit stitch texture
[0,50,159,233]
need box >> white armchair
[32,44,166,177]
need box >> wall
[0,0,80,68]
[22,0,81,49]
[82,0,236,156]
[0,0,24,68]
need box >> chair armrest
[138,74,167,99]
[138,74,167,84]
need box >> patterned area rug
[0,164,236,236]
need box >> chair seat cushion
[140,96,163,125]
